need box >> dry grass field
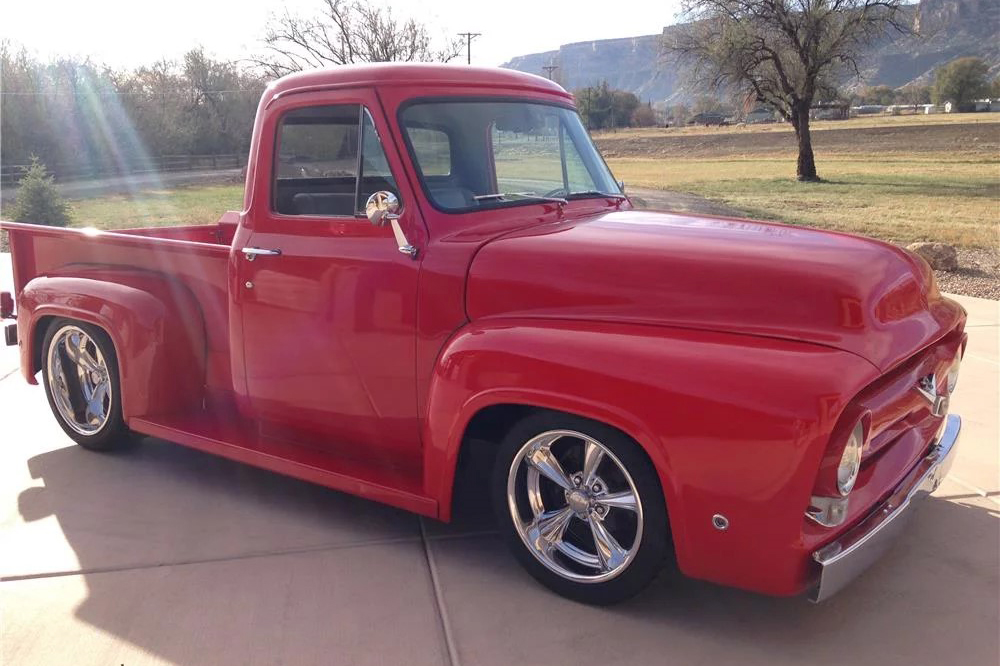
[596,116,998,249]
[609,155,996,247]
[594,110,1000,141]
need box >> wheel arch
[432,392,677,535]
[19,273,208,420]
[421,317,881,591]
[28,309,127,385]
[451,401,673,536]
[31,314,57,377]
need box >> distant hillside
[502,0,999,104]
[503,35,674,102]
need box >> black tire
[40,318,130,451]
[492,410,670,605]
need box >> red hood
[465,210,965,371]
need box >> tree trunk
[792,105,819,182]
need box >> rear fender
[422,318,879,595]
[18,269,207,420]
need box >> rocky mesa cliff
[502,0,999,103]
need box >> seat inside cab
[273,104,397,218]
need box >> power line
[457,32,481,65]
[542,65,559,80]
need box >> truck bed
[1,217,236,392]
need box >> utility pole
[542,65,559,80]
[457,32,481,65]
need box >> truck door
[237,88,426,471]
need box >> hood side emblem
[915,373,949,417]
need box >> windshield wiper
[473,192,568,205]
[565,190,628,201]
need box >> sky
[1,0,685,70]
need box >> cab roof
[265,63,572,103]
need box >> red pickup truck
[1,64,966,605]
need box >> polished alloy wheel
[46,325,113,436]
[506,429,644,583]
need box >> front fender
[423,318,879,595]
[18,270,206,420]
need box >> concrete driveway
[1,292,997,666]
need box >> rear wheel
[41,319,129,451]
[493,411,669,604]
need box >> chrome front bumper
[809,414,961,602]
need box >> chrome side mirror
[366,190,400,227]
[364,190,417,259]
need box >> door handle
[241,247,282,261]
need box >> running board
[129,412,438,518]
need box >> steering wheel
[543,187,569,198]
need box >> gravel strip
[930,247,1000,300]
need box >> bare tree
[667,0,913,181]
[253,0,463,77]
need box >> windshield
[400,100,622,212]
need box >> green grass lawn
[67,184,244,231]
[609,154,1000,248]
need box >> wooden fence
[0,153,245,187]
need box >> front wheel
[41,319,130,451]
[493,411,670,604]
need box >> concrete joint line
[420,517,461,666]
[962,352,999,366]
[425,529,499,542]
[947,474,1000,507]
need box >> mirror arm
[388,218,418,259]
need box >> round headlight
[946,358,961,394]
[837,421,865,496]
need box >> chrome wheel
[46,325,113,436]
[506,429,644,583]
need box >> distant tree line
[670,55,999,124]
[853,84,931,106]
[931,57,998,107]
[574,82,657,129]
[854,57,999,107]
[1,0,464,181]
[1,44,266,178]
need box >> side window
[274,105,360,216]
[407,127,451,177]
[357,109,400,212]
[273,104,399,217]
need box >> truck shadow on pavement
[13,437,1000,666]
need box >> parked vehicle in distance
[687,111,731,126]
[1,64,966,605]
